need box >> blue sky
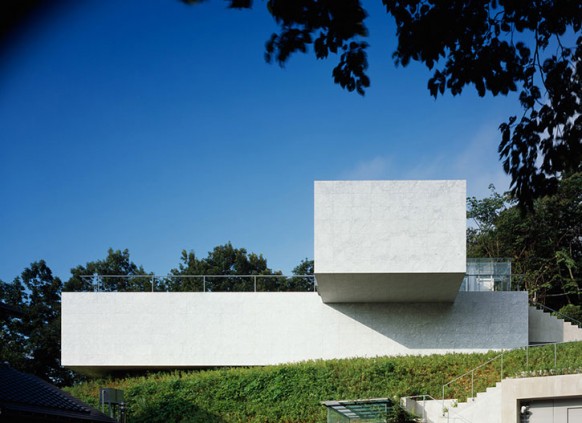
[0,0,517,282]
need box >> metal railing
[459,273,524,292]
[77,273,524,293]
[530,300,582,327]
[407,339,582,422]
[441,341,579,408]
[79,274,317,293]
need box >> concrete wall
[529,307,582,344]
[314,180,466,274]
[405,374,582,423]
[62,291,528,374]
[501,374,582,423]
[314,180,466,302]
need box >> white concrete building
[61,181,582,375]
[314,180,466,303]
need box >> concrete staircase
[403,308,582,423]
[403,383,503,423]
[528,306,582,344]
[404,373,582,423]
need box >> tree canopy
[468,173,582,311]
[64,248,151,292]
[168,243,314,291]
[168,242,277,291]
[0,261,76,386]
[183,0,582,210]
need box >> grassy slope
[65,342,582,423]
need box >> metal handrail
[79,274,317,293]
[441,341,563,407]
[460,273,525,292]
[79,273,523,293]
[530,300,582,327]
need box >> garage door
[568,407,582,423]
[523,398,582,423]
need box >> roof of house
[0,363,115,422]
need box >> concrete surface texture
[500,374,582,423]
[405,373,582,423]
[314,180,466,302]
[62,291,527,373]
[528,306,582,344]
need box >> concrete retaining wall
[62,291,528,373]
[405,374,582,423]
[529,307,582,344]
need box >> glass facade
[460,258,512,292]
[323,399,391,423]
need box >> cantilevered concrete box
[314,180,466,302]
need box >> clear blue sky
[0,0,517,282]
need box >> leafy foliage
[287,258,315,291]
[467,184,508,258]
[65,342,582,422]
[387,403,417,423]
[468,173,582,309]
[64,248,151,292]
[0,278,26,370]
[167,242,280,291]
[0,261,77,386]
[557,304,582,327]
[166,243,313,292]
[183,0,582,209]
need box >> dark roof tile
[0,364,116,422]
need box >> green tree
[0,278,26,370]
[467,184,509,258]
[183,0,581,210]
[0,261,77,386]
[165,249,208,291]
[169,242,281,291]
[468,173,582,309]
[557,304,582,327]
[64,248,151,292]
[285,258,315,292]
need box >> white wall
[62,291,528,373]
[405,374,582,423]
[314,180,466,274]
[314,180,466,302]
[500,374,582,423]
[529,307,582,344]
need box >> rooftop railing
[74,272,522,293]
[77,274,317,293]
[459,274,522,292]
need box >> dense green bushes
[65,342,582,423]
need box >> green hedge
[65,341,582,423]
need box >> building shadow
[326,292,526,350]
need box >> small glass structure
[461,258,512,292]
[322,398,392,423]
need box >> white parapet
[314,180,466,302]
[62,291,527,374]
